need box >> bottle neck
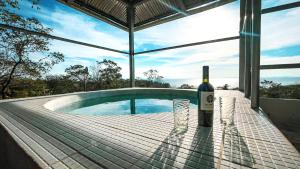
[203,77,209,83]
[202,66,209,83]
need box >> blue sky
[12,0,300,86]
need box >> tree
[97,59,122,89]
[260,80,282,98]
[143,69,163,82]
[179,84,194,89]
[90,62,102,82]
[0,0,64,98]
[45,75,76,94]
[9,78,47,98]
[65,65,89,91]
[223,84,229,90]
[90,62,102,90]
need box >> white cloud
[49,40,128,60]
[48,9,128,51]
[261,55,300,65]
[132,3,240,79]
[135,61,238,80]
[19,2,129,60]
[19,2,130,75]
[261,69,300,78]
[133,4,300,80]
[135,3,239,47]
[46,9,129,61]
[49,56,130,77]
[135,39,239,79]
[261,7,300,50]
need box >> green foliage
[65,65,89,91]
[260,80,300,99]
[95,59,122,89]
[0,60,171,99]
[223,84,229,90]
[179,84,195,89]
[45,75,79,94]
[135,79,170,88]
[9,78,47,98]
[137,69,169,88]
[0,0,64,98]
[143,69,163,82]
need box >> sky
[10,0,300,86]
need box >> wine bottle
[197,66,214,127]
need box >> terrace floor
[0,90,299,169]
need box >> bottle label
[200,92,214,111]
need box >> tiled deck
[0,90,299,169]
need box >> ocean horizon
[162,76,300,88]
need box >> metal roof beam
[175,0,187,11]
[134,0,151,6]
[59,0,129,31]
[261,1,300,14]
[115,0,130,6]
[183,0,220,9]
[127,2,135,87]
[134,9,177,28]
[135,0,236,31]
[260,63,300,70]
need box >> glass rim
[219,96,236,100]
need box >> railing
[260,63,300,70]
[259,1,300,101]
[239,0,300,108]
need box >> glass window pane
[15,0,128,51]
[135,40,239,89]
[261,69,300,83]
[49,40,129,77]
[261,8,300,65]
[135,1,239,51]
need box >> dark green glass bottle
[197,66,214,127]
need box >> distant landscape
[1,61,299,100]
[163,77,300,88]
[0,58,171,99]
[163,77,300,100]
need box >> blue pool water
[57,94,197,116]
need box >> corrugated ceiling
[59,0,235,31]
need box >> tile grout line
[217,125,225,169]
[0,105,109,169]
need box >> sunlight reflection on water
[58,96,197,116]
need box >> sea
[162,77,300,88]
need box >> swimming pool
[56,94,198,116]
[45,89,198,116]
